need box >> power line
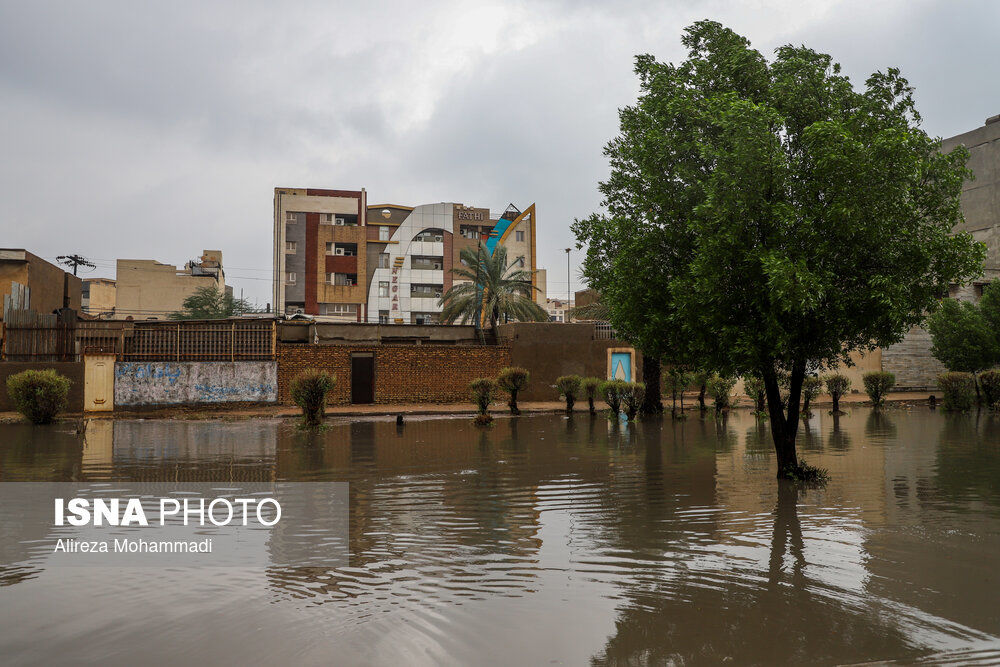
[56,254,96,275]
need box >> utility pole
[56,254,96,275]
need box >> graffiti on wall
[115,362,277,406]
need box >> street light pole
[564,248,571,321]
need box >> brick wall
[277,343,511,405]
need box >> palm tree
[439,245,548,338]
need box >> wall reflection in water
[0,409,998,665]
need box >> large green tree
[927,280,1000,373]
[170,286,257,320]
[438,245,548,338]
[573,20,984,478]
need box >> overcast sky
[2,0,997,307]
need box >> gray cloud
[1,0,996,305]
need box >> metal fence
[123,320,275,361]
[593,321,618,340]
[2,317,276,362]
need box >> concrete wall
[115,256,223,320]
[82,278,116,317]
[499,322,643,402]
[0,361,84,411]
[0,250,81,318]
[114,361,277,407]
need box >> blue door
[610,352,632,382]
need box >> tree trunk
[698,383,707,412]
[509,389,520,415]
[588,397,596,415]
[832,392,840,413]
[640,356,663,415]
[763,361,805,478]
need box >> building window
[327,273,357,286]
[286,212,297,223]
[411,256,444,271]
[515,230,525,242]
[516,255,525,268]
[285,241,297,253]
[326,243,356,256]
[412,312,439,325]
[285,272,296,284]
[378,253,390,268]
[413,228,444,242]
[379,226,390,241]
[379,281,389,298]
[324,303,357,315]
[379,310,389,324]
[411,284,443,299]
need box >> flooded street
[1,408,999,665]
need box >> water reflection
[0,410,998,665]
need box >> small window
[285,212,297,223]
[285,241,297,253]
[378,253,390,269]
[379,310,389,324]
[516,255,525,268]
[379,281,389,298]
[515,230,525,242]
[286,272,296,284]
[379,226,390,241]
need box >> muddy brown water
[0,408,998,665]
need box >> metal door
[84,353,116,412]
[351,353,375,404]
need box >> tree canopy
[927,281,1000,373]
[438,245,548,336]
[170,286,258,320]
[573,20,984,477]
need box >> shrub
[620,382,646,420]
[825,374,851,413]
[581,377,602,415]
[862,371,896,407]
[600,380,625,417]
[496,367,530,415]
[470,378,496,416]
[6,369,71,424]
[743,374,766,413]
[555,375,582,414]
[801,376,823,414]
[290,370,336,428]
[706,374,736,412]
[980,369,1000,409]
[937,372,976,412]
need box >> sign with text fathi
[454,206,489,222]
[0,483,348,567]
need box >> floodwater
[1,408,999,666]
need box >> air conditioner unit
[335,217,346,225]
[335,247,345,255]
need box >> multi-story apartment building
[115,250,225,320]
[273,187,544,323]
[273,188,369,320]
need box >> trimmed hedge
[862,371,895,407]
[6,369,71,424]
[937,372,976,412]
